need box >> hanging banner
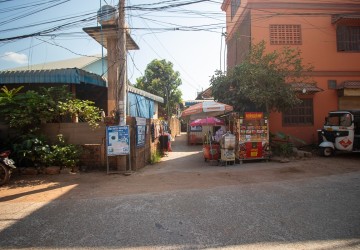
[106,125,130,156]
[136,125,146,147]
[136,117,146,126]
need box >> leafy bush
[0,86,94,170]
[11,134,81,169]
[0,86,102,131]
[272,142,294,157]
[58,99,102,128]
[150,151,162,164]
[11,133,50,168]
[270,132,306,157]
[47,135,82,168]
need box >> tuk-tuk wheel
[321,147,333,157]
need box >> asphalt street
[0,134,360,249]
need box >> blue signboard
[106,126,130,156]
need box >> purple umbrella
[190,117,225,126]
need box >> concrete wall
[39,118,160,171]
[2,116,181,171]
[227,11,251,69]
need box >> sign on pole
[106,125,130,156]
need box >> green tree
[0,86,102,131]
[211,40,314,113]
[134,59,182,119]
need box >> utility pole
[117,0,127,172]
[117,0,126,126]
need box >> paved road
[0,133,360,249]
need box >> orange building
[221,0,360,145]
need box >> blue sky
[0,0,226,100]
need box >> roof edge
[127,85,164,103]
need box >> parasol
[183,101,233,162]
[181,101,233,119]
[190,117,225,127]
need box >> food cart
[181,101,234,163]
[202,131,220,161]
[190,117,224,162]
[219,131,236,166]
[237,112,271,163]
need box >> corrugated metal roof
[338,81,360,89]
[0,68,106,87]
[6,55,103,71]
[184,100,212,107]
[128,85,164,103]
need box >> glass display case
[219,131,236,165]
[237,112,270,163]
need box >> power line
[35,37,101,58]
[0,1,226,42]
[0,11,96,34]
[130,10,201,91]
[0,0,71,27]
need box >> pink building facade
[221,0,360,144]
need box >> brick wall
[2,117,168,172]
[40,119,159,171]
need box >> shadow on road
[0,132,360,249]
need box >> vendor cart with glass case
[237,112,271,163]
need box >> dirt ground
[1,133,359,203]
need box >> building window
[336,25,360,52]
[283,99,313,126]
[231,0,241,19]
[270,24,302,45]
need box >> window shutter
[337,26,345,51]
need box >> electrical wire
[35,37,101,58]
[1,0,356,88]
[127,2,218,91]
[0,0,71,27]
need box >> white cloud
[2,52,28,64]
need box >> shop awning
[0,68,106,87]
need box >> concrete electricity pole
[117,0,127,126]
[116,0,127,172]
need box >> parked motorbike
[0,150,16,186]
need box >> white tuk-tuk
[319,110,360,156]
